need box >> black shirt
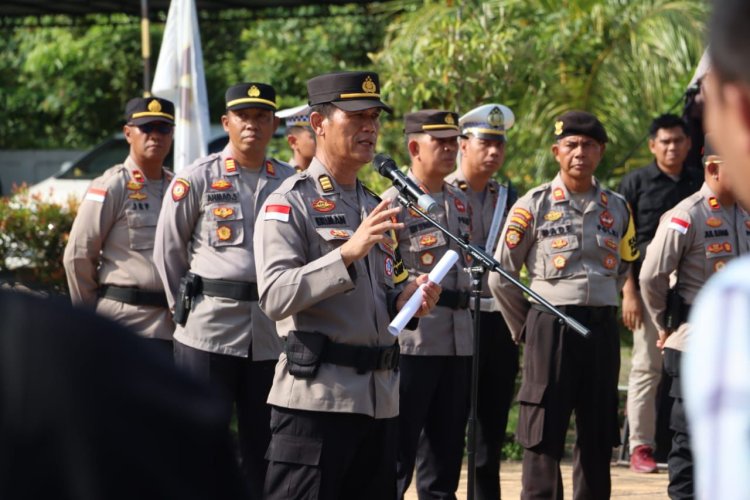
[618,161,702,258]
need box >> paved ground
[404,461,669,499]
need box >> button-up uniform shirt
[255,158,408,419]
[63,156,174,340]
[154,145,295,359]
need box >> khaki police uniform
[490,169,638,499]
[385,168,472,499]
[640,182,750,499]
[64,156,174,341]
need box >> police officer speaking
[489,111,639,499]
[64,96,176,349]
[153,82,294,498]
[254,71,441,500]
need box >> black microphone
[372,154,438,214]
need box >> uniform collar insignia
[225,157,238,174]
[318,174,335,193]
[265,160,276,177]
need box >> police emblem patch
[552,255,567,269]
[311,198,336,212]
[544,211,563,222]
[420,252,435,266]
[172,179,190,201]
[213,206,234,219]
[420,234,438,247]
[505,229,522,249]
[211,179,232,191]
[385,257,394,276]
[706,217,723,227]
[599,210,614,229]
[603,254,617,269]
[551,238,568,249]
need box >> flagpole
[140,0,151,96]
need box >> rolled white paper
[388,249,459,336]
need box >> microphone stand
[395,193,589,500]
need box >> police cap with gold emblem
[307,71,392,113]
[459,103,515,141]
[277,103,311,129]
[404,109,461,138]
[554,110,608,143]
[124,97,175,125]
[225,82,277,112]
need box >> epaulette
[362,184,383,202]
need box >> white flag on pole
[152,0,210,172]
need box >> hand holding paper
[388,250,459,336]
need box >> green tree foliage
[374,0,707,191]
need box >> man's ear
[407,137,420,158]
[221,114,230,133]
[123,125,134,145]
[310,111,325,137]
[286,134,297,150]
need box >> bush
[0,185,78,293]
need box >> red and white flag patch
[668,217,690,235]
[84,187,107,203]
[264,204,291,222]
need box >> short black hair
[710,0,750,84]
[648,114,689,138]
[309,103,336,119]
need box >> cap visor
[130,116,175,126]
[227,102,276,112]
[333,99,393,114]
[424,129,461,139]
[467,132,505,142]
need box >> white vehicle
[29,126,229,206]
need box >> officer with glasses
[64,96,176,352]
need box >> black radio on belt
[664,287,686,332]
[173,272,200,326]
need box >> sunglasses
[135,123,174,135]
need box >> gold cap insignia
[445,113,455,125]
[362,76,377,94]
[248,85,261,97]
[488,107,503,127]
[148,99,162,113]
[554,120,564,135]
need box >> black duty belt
[680,304,692,326]
[322,341,400,373]
[195,276,259,302]
[437,289,470,310]
[99,285,169,308]
[531,303,617,323]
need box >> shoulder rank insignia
[128,192,147,201]
[172,179,190,202]
[311,198,335,212]
[211,179,233,191]
[131,170,145,183]
[318,175,334,193]
[127,180,143,191]
[552,187,566,201]
[225,158,237,174]
[457,180,469,191]
[266,160,275,177]
[600,191,608,206]
[708,196,720,211]
[217,226,232,241]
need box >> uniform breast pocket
[206,202,245,247]
[126,211,158,250]
[408,230,446,272]
[595,234,621,276]
[540,234,579,279]
[314,227,352,255]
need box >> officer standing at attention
[153,83,294,499]
[639,140,750,499]
[617,114,701,472]
[446,103,518,500]
[489,111,639,499]
[383,109,472,499]
[277,103,315,172]
[64,97,175,350]
[254,71,441,500]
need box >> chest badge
[329,229,351,239]
[603,254,617,270]
[211,179,232,191]
[217,226,232,241]
[384,257,394,276]
[544,210,563,222]
[311,198,336,212]
[454,198,466,213]
[599,210,614,229]
[128,192,147,201]
[604,238,618,251]
[127,181,143,191]
[552,255,567,269]
[714,260,726,272]
[420,234,438,247]
[213,206,235,219]
[420,251,435,267]
[706,217,723,227]
[551,238,568,249]
[131,170,145,183]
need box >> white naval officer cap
[276,103,311,128]
[459,103,515,141]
